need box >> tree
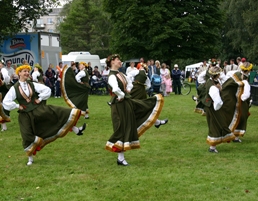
[58,0,111,58]
[221,0,258,63]
[103,0,224,61]
[0,0,60,41]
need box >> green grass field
[1,86,258,201]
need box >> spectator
[45,64,55,96]
[148,59,157,79]
[5,61,15,84]
[171,64,181,95]
[160,63,171,96]
[126,62,137,75]
[92,66,102,78]
[55,62,62,98]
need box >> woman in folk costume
[31,63,44,84]
[223,60,252,142]
[127,63,151,99]
[2,65,86,165]
[0,60,11,131]
[105,54,168,166]
[61,62,90,119]
[202,64,235,153]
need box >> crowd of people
[123,58,186,97]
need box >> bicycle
[180,77,191,95]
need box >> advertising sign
[0,33,39,66]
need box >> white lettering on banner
[2,50,35,66]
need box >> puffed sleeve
[197,70,206,84]
[108,74,125,100]
[75,70,86,83]
[126,69,139,83]
[241,80,251,101]
[145,77,151,90]
[2,86,19,110]
[209,86,223,111]
[33,82,51,101]
[1,68,10,84]
[32,71,40,82]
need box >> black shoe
[155,119,168,128]
[232,139,242,143]
[192,95,197,101]
[77,123,86,136]
[117,159,129,166]
[208,148,218,153]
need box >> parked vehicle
[62,53,102,71]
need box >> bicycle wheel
[181,82,191,95]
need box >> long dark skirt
[106,94,164,152]
[19,104,81,156]
[61,65,90,116]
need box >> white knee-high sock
[1,123,7,130]
[155,120,160,125]
[72,126,79,134]
[118,152,125,161]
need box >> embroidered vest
[14,82,40,112]
[108,71,131,103]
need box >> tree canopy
[58,0,111,58]
[103,0,223,61]
[221,0,258,63]
[0,0,60,41]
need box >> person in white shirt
[203,64,236,153]
[105,54,168,166]
[4,61,15,83]
[125,61,137,75]
[2,64,86,165]
[0,60,11,131]
[225,61,252,142]
[224,59,238,74]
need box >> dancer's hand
[34,99,40,104]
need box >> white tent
[185,62,203,72]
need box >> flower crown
[106,54,120,63]
[240,62,253,71]
[34,63,42,70]
[15,65,31,75]
[208,66,222,75]
[79,62,88,67]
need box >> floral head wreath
[34,63,42,71]
[240,62,253,71]
[79,62,88,67]
[15,65,31,75]
[210,58,217,66]
[106,54,121,63]
[208,66,223,75]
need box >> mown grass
[0,86,258,201]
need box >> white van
[62,54,102,72]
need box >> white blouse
[209,84,223,111]
[108,71,133,100]
[3,81,51,111]
[75,70,86,83]
[1,68,11,84]
[127,69,151,90]
[32,71,40,82]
